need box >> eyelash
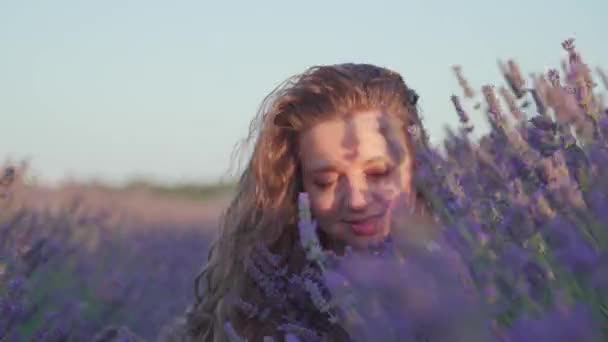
[313,167,392,189]
[314,179,335,189]
[367,167,392,179]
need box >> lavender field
[0,166,232,341]
[3,38,608,341]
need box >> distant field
[0,168,233,341]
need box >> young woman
[179,63,433,341]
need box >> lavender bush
[0,165,220,341]
[223,38,608,341]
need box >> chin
[346,230,390,250]
[321,223,390,252]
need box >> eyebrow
[363,156,390,165]
[308,156,390,174]
[309,164,339,175]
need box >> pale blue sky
[1,0,605,185]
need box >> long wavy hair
[183,63,430,341]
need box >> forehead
[298,110,406,171]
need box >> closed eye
[366,166,393,179]
[313,176,337,189]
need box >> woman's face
[299,109,414,252]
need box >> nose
[343,179,368,211]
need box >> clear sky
[1,0,605,185]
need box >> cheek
[386,167,416,211]
[374,165,414,201]
[385,189,414,213]
[302,184,336,219]
[309,195,340,234]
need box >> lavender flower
[505,303,602,342]
[297,193,325,265]
[548,69,561,87]
[452,65,476,98]
[451,94,472,126]
[224,321,247,342]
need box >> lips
[344,214,383,236]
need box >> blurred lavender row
[0,163,230,341]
